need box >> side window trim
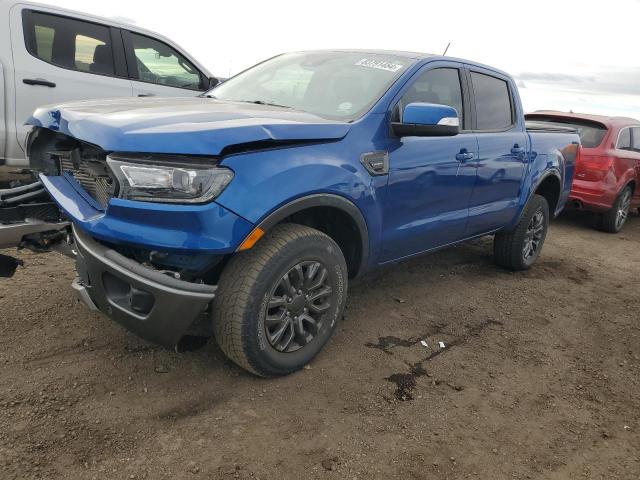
[122,29,206,90]
[465,65,517,133]
[460,67,474,132]
[389,62,470,132]
[110,26,128,78]
[21,9,127,80]
[120,29,138,80]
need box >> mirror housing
[392,102,460,137]
[208,76,221,89]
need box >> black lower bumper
[72,225,217,347]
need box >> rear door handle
[137,93,156,97]
[23,78,56,88]
[456,150,475,162]
[511,145,525,155]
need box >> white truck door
[9,6,133,162]
[122,30,212,99]
[0,62,6,162]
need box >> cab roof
[290,50,512,77]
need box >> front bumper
[39,173,255,254]
[72,225,217,347]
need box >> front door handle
[137,93,156,97]
[23,78,56,88]
[456,150,475,162]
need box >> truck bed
[526,128,580,217]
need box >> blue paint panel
[28,97,352,155]
[465,130,528,235]
[403,103,458,125]
[40,174,254,253]
[381,132,479,260]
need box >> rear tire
[212,224,348,377]
[597,186,632,233]
[493,194,549,271]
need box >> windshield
[206,52,415,121]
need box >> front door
[122,31,207,98]
[381,64,478,262]
[10,7,133,157]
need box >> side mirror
[392,102,460,137]
[208,76,221,89]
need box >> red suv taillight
[575,154,613,182]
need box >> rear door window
[23,10,116,76]
[617,128,632,151]
[470,72,513,130]
[128,32,203,90]
[631,127,640,152]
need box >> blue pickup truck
[23,50,579,376]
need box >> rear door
[0,62,5,161]
[122,30,208,98]
[464,66,528,235]
[10,6,133,155]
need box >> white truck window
[23,11,116,76]
[34,25,54,61]
[130,32,202,90]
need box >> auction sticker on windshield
[355,58,404,72]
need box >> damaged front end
[0,128,94,276]
[0,168,68,277]
[72,225,218,347]
[17,127,254,346]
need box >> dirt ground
[1,211,639,480]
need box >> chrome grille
[56,151,114,208]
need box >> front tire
[212,224,348,377]
[493,194,550,271]
[597,186,632,233]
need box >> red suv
[526,111,640,232]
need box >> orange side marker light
[238,227,265,251]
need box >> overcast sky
[39,0,640,119]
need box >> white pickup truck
[0,0,218,167]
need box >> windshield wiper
[239,100,293,109]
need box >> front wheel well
[277,206,363,278]
[534,175,561,216]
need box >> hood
[27,97,352,156]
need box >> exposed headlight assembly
[107,155,233,203]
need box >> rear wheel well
[626,180,635,194]
[278,206,363,278]
[534,175,561,216]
